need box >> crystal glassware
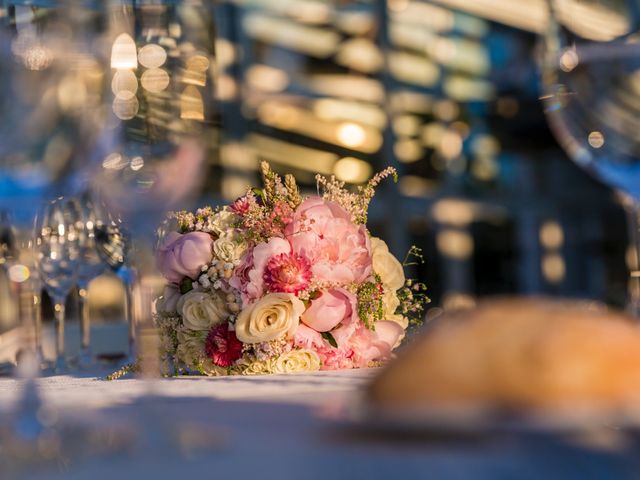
[540,0,640,314]
[34,198,82,373]
[70,193,107,368]
[88,1,219,376]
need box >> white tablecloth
[0,370,636,480]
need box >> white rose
[272,349,321,374]
[382,290,408,341]
[209,208,238,236]
[175,329,205,368]
[371,237,405,292]
[235,293,305,344]
[177,290,229,331]
[213,232,247,263]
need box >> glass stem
[78,283,91,367]
[33,290,43,364]
[625,200,640,318]
[53,302,66,373]
[124,278,135,364]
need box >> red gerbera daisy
[205,323,243,367]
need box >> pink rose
[156,231,213,283]
[301,288,356,332]
[242,237,290,305]
[285,196,372,284]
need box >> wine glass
[70,193,107,368]
[34,197,82,373]
[540,0,640,314]
[88,1,218,376]
[93,201,136,363]
[0,2,101,462]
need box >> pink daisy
[263,252,312,294]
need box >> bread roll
[369,298,640,412]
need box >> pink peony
[349,321,404,368]
[205,323,243,368]
[301,288,356,333]
[293,324,325,350]
[242,237,291,305]
[156,231,213,283]
[263,252,312,294]
[285,196,372,285]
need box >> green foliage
[321,331,338,348]
[357,278,384,330]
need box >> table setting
[3,0,640,478]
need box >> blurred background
[0,0,629,342]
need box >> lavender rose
[157,231,213,283]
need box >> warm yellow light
[111,33,138,70]
[335,38,383,73]
[588,131,605,148]
[222,174,252,201]
[112,93,139,120]
[540,221,564,249]
[58,75,87,111]
[559,48,579,72]
[215,39,236,69]
[439,130,463,159]
[471,157,498,181]
[181,86,204,120]
[437,229,474,259]
[399,176,435,198]
[314,99,386,129]
[542,253,565,284]
[111,69,139,97]
[102,153,126,170]
[22,45,53,71]
[471,135,500,156]
[336,122,366,148]
[246,64,289,93]
[432,199,474,226]
[186,54,210,73]
[130,157,144,171]
[393,115,420,137]
[8,265,30,283]
[334,157,372,184]
[138,44,167,69]
[141,68,170,93]
[394,139,423,163]
[216,75,238,101]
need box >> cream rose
[371,237,405,292]
[235,292,305,343]
[272,349,321,374]
[213,232,247,263]
[241,359,273,376]
[178,290,229,331]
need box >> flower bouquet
[152,162,428,376]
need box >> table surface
[0,369,638,480]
